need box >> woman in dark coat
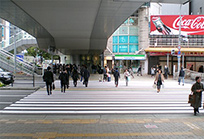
[191,76,203,116]
[72,68,79,87]
[59,70,69,92]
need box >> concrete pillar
[138,7,149,75]
[71,55,80,65]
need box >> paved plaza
[0,75,204,139]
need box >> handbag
[127,76,131,81]
[152,82,156,88]
[52,83,55,90]
[188,93,195,104]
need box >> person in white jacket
[124,69,130,86]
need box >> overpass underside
[0,0,187,55]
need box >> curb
[0,86,41,90]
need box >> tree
[25,46,59,60]
[25,46,51,59]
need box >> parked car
[0,68,14,85]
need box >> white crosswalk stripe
[0,80,203,114]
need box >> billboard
[150,15,204,35]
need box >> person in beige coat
[154,69,164,93]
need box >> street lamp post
[13,26,17,75]
[177,4,182,74]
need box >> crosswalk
[0,80,203,114]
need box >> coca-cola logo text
[173,16,204,30]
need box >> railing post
[33,64,35,87]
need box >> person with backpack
[154,69,164,93]
[113,68,120,87]
[178,67,185,86]
[137,65,142,76]
[59,69,69,93]
[43,66,54,95]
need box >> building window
[129,36,138,43]
[113,45,118,53]
[119,36,128,43]
[113,36,118,44]
[119,26,128,34]
[119,45,128,53]
[129,45,138,53]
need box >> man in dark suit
[43,66,54,95]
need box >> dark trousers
[61,82,66,92]
[46,82,52,95]
[115,78,119,86]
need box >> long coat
[43,71,54,84]
[113,70,120,81]
[191,82,203,108]
[154,73,164,85]
[83,68,90,80]
[72,69,79,82]
[59,72,69,84]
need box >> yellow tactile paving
[1,118,204,124]
[0,132,194,138]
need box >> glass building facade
[112,18,138,54]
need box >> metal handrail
[0,49,37,75]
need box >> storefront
[145,48,204,74]
[114,54,146,73]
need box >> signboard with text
[150,15,204,35]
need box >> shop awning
[114,54,146,60]
[145,48,204,53]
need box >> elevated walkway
[0,31,41,75]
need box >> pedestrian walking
[72,68,79,87]
[113,68,120,87]
[178,67,185,86]
[191,76,203,116]
[164,65,169,79]
[137,65,142,76]
[65,66,70,89]
[83,66,90,87]
[124,69,130,86]
[59,69,69,93]
[80,65,84,82]
[154,69,164,93]
[190,65,193,71]
[151,67,155,77]
[43,66,54,95]
[103,66,108,82]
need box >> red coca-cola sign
[150,15,204,35]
